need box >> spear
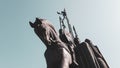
[57,9,74,40]
[63,9,74,39]
[73,26,78,38]
[58,16,66,29]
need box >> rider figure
[58,9,78,67]
[59,27,78,67]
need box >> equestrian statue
[29,9,109,68]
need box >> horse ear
[29,21,35,28]
[36,18,39,21]
[36,18,42,24]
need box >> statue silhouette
[29,9,109,68]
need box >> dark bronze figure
[58,10,78,68]
[59,26,78,68]
[29,9,109,68]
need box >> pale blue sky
[0,0,120,68]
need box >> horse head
[29,18,60,46]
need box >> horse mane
[42,19,58,35]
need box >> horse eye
[38,24,40,27]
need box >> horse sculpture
[29,18,73,68]
[29,9,109,68]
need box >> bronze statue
[29,9,109,68]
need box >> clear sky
[0,0,120,68]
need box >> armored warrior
[57,9,78,67]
